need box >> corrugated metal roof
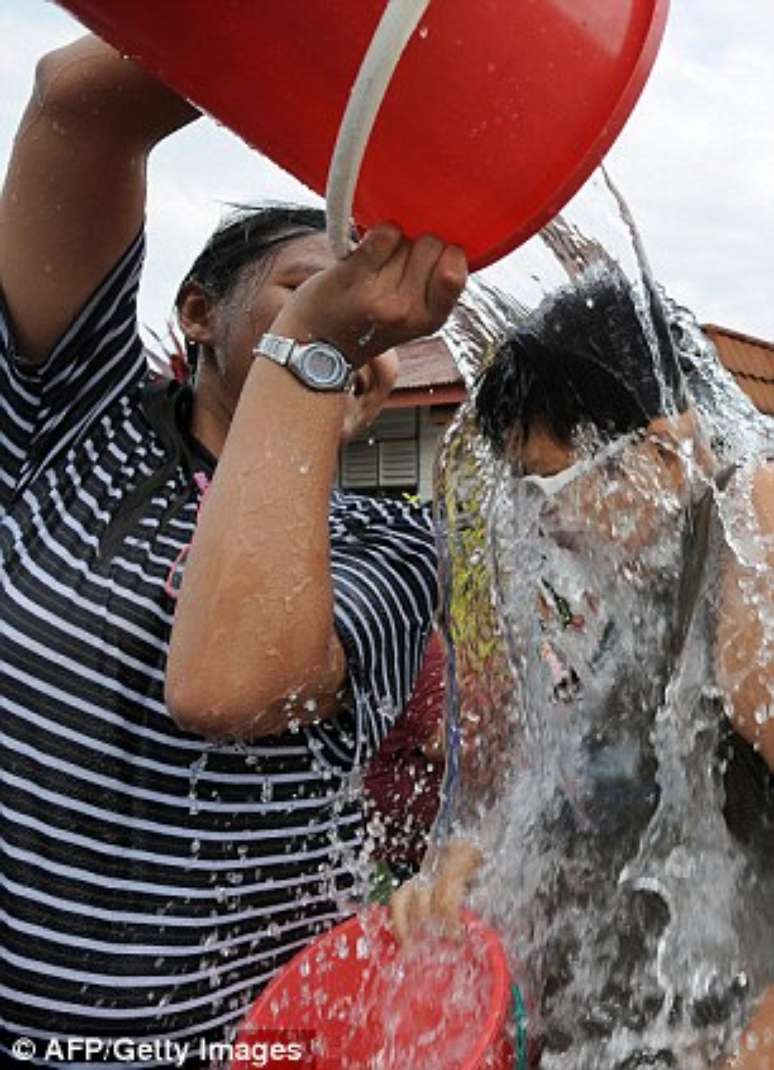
[704,324,774,416]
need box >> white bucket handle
[325,0,432,259]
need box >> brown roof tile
[395,337,462,390]
[703,324,774,416]
[727,375,774,415]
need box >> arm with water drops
[166,227,466,738]
[0,35,198,365]
[716,461,774,772]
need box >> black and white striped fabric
[0,234,437,1067]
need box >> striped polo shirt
[0,234,437,1067]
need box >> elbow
[33,46,103,117]
[165,640,342,740]
[165,677,221,739]
[165,671,265,740]
[31,45,130,130]
[32,41,196,141]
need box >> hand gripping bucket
[229,907,518,1070]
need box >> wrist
[268,311,370,370]
[254,332,356,393]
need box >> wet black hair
[100,203,327,563]
[476,264,688,455]
[175,203,327,374]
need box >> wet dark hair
[176,203,327,374]
[476,264,687,455]
[100,203,327,563]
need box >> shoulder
[330,489,433,539]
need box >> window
[339,408,419,498]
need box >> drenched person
[392,266,773,1068]
[0,34,466,1064]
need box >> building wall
[418,405,456,502]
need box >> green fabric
[512,984,528,1070]
[368,860,398,905]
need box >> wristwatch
[253,333,354,392]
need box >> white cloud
[140,123,322,333]
[606,0,774,337]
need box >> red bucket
[56,0,667,270]
[230,907,513,1070]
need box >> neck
[190,364,236,458]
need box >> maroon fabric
[364,633,446,866]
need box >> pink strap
[164,472,211,600]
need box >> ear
[176,282,218,348]
[342,349,399,443]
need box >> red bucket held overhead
[57,0,668,270]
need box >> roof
[703,324,774,416]
[394,337,462,390]
[389,336,465,408]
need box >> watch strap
[253,333,354,393]
[254,333,296,368]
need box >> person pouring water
[0,32,466,1064]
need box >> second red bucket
[230,907,514,1069]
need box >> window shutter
[379,439,418,486]
[340,440,378,488]
[340,407,419,492]
[351,408,416,443]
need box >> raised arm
[165,228,466,739]
[716,461,774,771]
[0,34,197,364]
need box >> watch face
[302,345,347,387]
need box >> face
[207,230,338,405]
[519,422,575,477]
[512,410,703,555]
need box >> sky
[0,1,772,345]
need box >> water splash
[435,169,774,1067]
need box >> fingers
[390,877,433,945]
[355,223,406,273]
[277,223,466,367]
[389,839,483,947]
[431,871,467,938]
[399,233,444,299]
[434,839,483,934]
[356,224,467,331]
[426,243,467,320]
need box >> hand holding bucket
[56,0,668,269]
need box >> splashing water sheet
[433,170,774,1069]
